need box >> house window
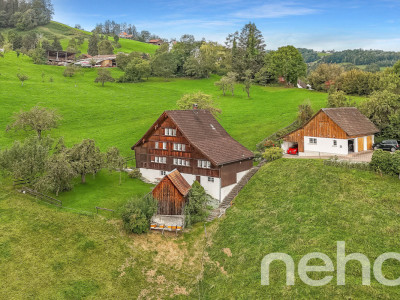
[173,158,190,166]
[173,143,186,151]
[208,177,214,182]
[309,138,317,144]
[151,156,166,164]
[333,140,337,147]
[198,160,211,169]
[162,142,167,150]
[160,170,167,176]
[154,142,159,149]
[164,128,177,136]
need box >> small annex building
[282,107,379,156]
[152,169,191,215]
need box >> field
[0,21,159,55]
[203,159,400,298]
[0,51,338,155]
[1,159,400,298]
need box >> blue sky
[53,0,400,51]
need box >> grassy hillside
[0,21,159,54]
[0,183,204,299]
[1,159,399,298]
[0,51,342,155]
[202,159,400,298]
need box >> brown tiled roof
[167,110,254,165]
[166,169,191,196]
[133,110,254,166]
[322,107,379,136]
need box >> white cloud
[232,2,319,19]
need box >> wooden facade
[133,113,253,187]
[284,109,378,152]
[152,172,189,215]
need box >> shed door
[358,137,364,152]
[367,136,373,150]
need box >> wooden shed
[152,169,191,215]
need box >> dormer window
[198,160,211,169]
[164,128,176,136]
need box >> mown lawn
[202,159,400,299]
[0,51,337,155]
[57,170,153,213]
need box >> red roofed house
[148,39,163,45]
[282,107,379,156]
[132,109,254,201]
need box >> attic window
[210,124,216,130]
[164,128,176,136]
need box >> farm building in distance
[47,50,76,65]
[148,39,163,45]
[282,107,379,156]
[74,54,117,67]
[132,109,254,201]
[118,32,133,39]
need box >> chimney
[193,103,198,110]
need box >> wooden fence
[20,187,62,207]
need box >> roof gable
[283,107,379,139]
[165,169,191,196]
[133,110,254,165]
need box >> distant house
[118,32,133,39]
[132,109,254,201]
[152,169,191,215]
[47,50,76,66]
[282,107,379,156]
[148,39,163,45]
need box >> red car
[287,145,298,155]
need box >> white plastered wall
[303,136,348,155]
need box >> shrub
[262,147,283,162]
[184,181,209,227]
[63,65,76,77]
[370,150,400,177]
[128,169,141,179]
[323,158,371,171]
[263,140,279,148]
[121,195,157,234]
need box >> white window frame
[155,142,159,149]
[309,138,317,144]
[173,158,190,166]
[198,160,211,169]
[152,156,167,164]
[333,140,337,147]
[164,128,177,136]
[162,142,167,150]
[160,170,166,176]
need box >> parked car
[287,145,298,155]
[373,140,400,152]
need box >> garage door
[358,137,364,152]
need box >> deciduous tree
[176,92,221,116]
[68,139,103,183]
[94,68,114,86]
[7,106,61,139]
[105,147,125,184]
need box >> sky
[53,0,400,51]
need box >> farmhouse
[148,39,163,45]
[132,109,254,201]
[282,107,379,156]
[152,169,191,215]
[75,54,117,67]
